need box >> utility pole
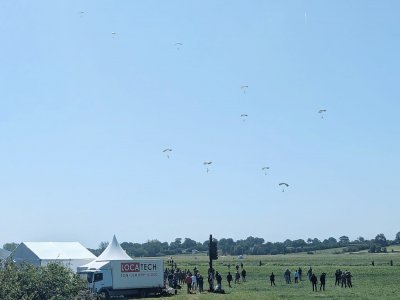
[208,234,218,292]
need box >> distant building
[11,242,96,272]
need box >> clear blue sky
[1,1,399,249]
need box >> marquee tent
[0,248,11,260]
[77,235,132,272]
[11,242,96,272]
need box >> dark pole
[208,234,214,292]
[209,234,213,271]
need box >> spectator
[185,273,192,294]
[294,270,299,283]
[227,272,233,288]
[319,272,326,291]
[191,273,197,292]
[335,269,341,286]
[270,272,276,286]
[198,274,204,293]
[241,268,247,282]
[235,270,241,284]
[341,271,347,288]
[216,271,222,289]
[346,271,353,288]
[310,273,318,292]
[307,267,313,281]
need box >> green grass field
[149,247,400,299]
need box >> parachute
[318,109,327,119]
[203,161,212,173]
[241,85,248,93]
[262,167,270,175]
[279,183,289,192]
[175,42,183,50]
[241,114,248,121]
[163,148,172,159]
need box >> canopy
[77,235,132,272]
[11,242,96,272]
[97,235,132,261]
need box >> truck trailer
[79,259,165,299]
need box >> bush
[0,261,87,300]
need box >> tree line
[87,232,400,257]
[3,232,399,258]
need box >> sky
[1,1,399,249]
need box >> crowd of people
[163,262,249,294]
[164,260,355,295]
[334,269,353,288]
[270,266,354,292]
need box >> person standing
[310,273,318,292]
[216,271,222,289]
[346,271,353,288]
[284,269,289,284]
[185,273,192,294]
[235,270,240,284]
[227,272,233,288]
[298,267,303,281]
[335,269,341,286]
[198,273,204,293]
[191,273,197,292]
[319,272,326,291]
[270,272,276,286]
[307,267,313,281]
[241,268,247,282]
[341,271,347,288]
[294,270,299,283]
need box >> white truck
[79,259,165,299]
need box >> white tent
[0,248,11,260]
[78,235,132,272]
[11,242,96,272]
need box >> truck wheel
[98,290,110,300]
[139,289,147,298]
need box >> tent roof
[96,235,132,261]
[0,248,11,259]
[22,242,96,260]
[77,260,110,272]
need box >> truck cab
[80,270,112,297]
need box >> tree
[374,233,387,247]
[0,261,86,300]
[182,238,197,250]
[292,239,307,248]
[2,243,19,252]
[98,241,109,252]
[395,232,400,244]
[219,238,235,255]
[339,236,350,246]
[312,238,321,245]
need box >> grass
[142,249,400,299]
